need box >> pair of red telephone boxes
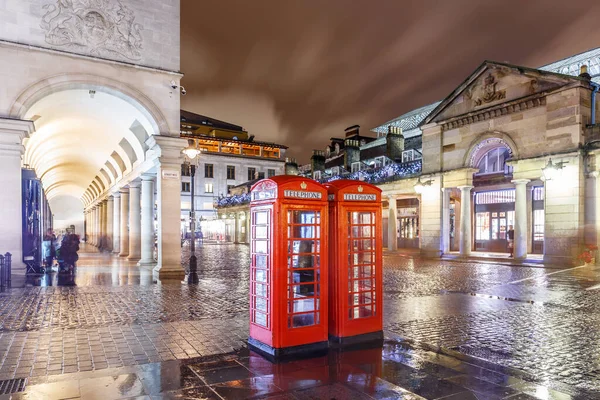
[248,176,383,358]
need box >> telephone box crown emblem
[358,185,364,193]
[300,181,307,190]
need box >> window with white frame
[351,162,361,173]
[476,146,511,175]
[205,183,214,193]
[375,156,385,168]
[313,170,322,180]
[402,150,414,163]
[331,166,340,176]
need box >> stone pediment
[423,61,584,125]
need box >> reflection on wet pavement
[14,341,578,400]
[1,244,600,398]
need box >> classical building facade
[219,48,600,265]
[178,110,287,239]
[378,52,600,265]
[0,0,187,278]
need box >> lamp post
[182,140,201,284]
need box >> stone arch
[463,131,519,168]
[9,73,168,136]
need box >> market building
[218,47,600,265]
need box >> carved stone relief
[474,74,506,106]
[40,0,144,61]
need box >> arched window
[476,146,512,175]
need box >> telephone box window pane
[255,240,268,254]
[255,211,269,225]
[350,265,372,279]
[290,313,315,328]
[255,226,268,239]
[290,225,317,238]
[255,255,268,269]
[255,297,268,312]
[254,312,267,327]
[289,211,320,224]
[350,306,373,319]
[254,268,267,282]
[290,270,316,285]
[291,299,316,312]
[255,283,268,297]
[290,240,319,254]
[291,283,316,298]
[350,279,372,292]
[289,255,319,269]
[350,212,372,225]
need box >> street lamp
[414,177,433,194]
[182,139,200,284]
[542,158,567,181]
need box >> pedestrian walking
[507,225,514,257]
[42,229,56,268]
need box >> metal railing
[0,253,12,292]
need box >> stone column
[128,181,142,260]
[458,186,473,257]
[119,188,130,257]
[592,171,600,250]
[106,196,114,252]
[387,195,398,251]
[96,205,100,247]
[513,179,530,259]
[139,175,156,267]
[441,188,451,254]
[148,135,187,279]
[113,193,121,254]
[92,206,98,247]
[101,200,108,250]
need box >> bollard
[5,253,11,288]
[0,254,4,293]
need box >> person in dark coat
[507,225,515,257]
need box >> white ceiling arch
[23,89,156,201]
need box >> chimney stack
[310,150,326,177]
[579,65,592,80]
[344,139,360,171]
[386,126,405,162]
[284,157,299,175]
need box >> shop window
[475,212,490,240]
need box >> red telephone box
[326,180,383,346]
[248,176,329,358]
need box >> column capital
[113,192,121,198]
[511,179,530,185]
[119,187,129,194]
[457,185,473,191]
[141,174,156,181]
[107,195,114,202]
[0,118,35,157]
[129,180,141,189]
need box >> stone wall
[0,0,180,72]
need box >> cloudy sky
[180,0,600,162]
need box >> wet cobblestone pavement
[0,244,599,398]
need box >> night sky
[180,0,600,162]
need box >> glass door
[348,211,376,320]
[287,210,322,329]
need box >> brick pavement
[1,244,599,397]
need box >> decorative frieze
[441,96,546,131]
